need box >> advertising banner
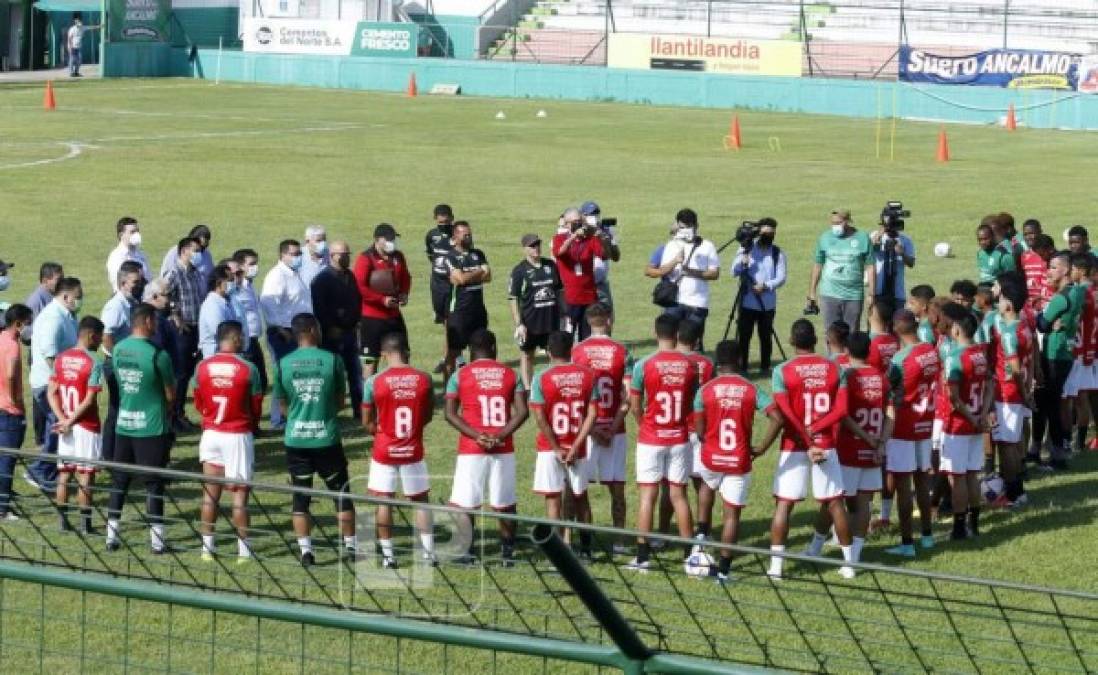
[242,18,418,58]
[607,33,801,77]
[109,0,171,42]
[899,45,1090,91]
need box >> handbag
[651,240,700,308]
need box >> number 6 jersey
[363,365,433,464]
[694,374,772,475]
[446,359,525,455]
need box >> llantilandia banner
[607,33,801,77]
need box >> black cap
[0,260,13,274]
[374,223,400,240]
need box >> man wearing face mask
[659,208,721,350]
[100,263,146,462]
[553,207,606,341]
[445,221,491,383]
[731,218,787,375]
[314,240,364,408]
[142,278,177,355]
[25,277,83,491]
[107,217,151,293]
[807,209,876,342]
[425,204,456,373]
[163,237,206,433]
[199,264,246,360]
[161,225,214,291]
[232,249,267,392]
[355,225,411,381]
[300,225,330,288]
[261,239,313,430]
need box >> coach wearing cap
[807,208,875,336]
[353,223,411,380]
[509,233,562,388]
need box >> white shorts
[1063,359,1098,397]
[991,402,1025,444]
[940,433,983,474]
[199,430,255,484]
[840,465,883,497]
[587,433,627,484]
[636,442,691,486]
[57,425,102,473]
[886,439,933,474]
[448,453,516,510]
[696,467,752,507]
[367,459,430,498]
[532,452,589,496]
[773,450,845,503]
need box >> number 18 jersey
[771,354,844,451]
[529,363,596,454]
[693,374,772,475]
[446,359,524,455]
[363,365,433,465]
[630,350,697,446]
[193,353,263,434]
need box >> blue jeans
[69,47,82,76]
[267,327,297,426]
[323,329,362,412]
[665,304,710,351]
[0,411,26,513]
[27,387,58,486]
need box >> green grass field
[2,78,1098,672]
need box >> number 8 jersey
[363,365,433,464]
[446,359,525,455]
[630,350,697,446]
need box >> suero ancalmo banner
[899,45,1091,91]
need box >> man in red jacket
[553,207,609,341]
[353,223,412,379]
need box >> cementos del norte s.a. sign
[242,19,418,58]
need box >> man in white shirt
[260,239,312,428]
[66,16,99,78]
[658,209,720,349]
[299,225,329,287]
[106,217,151,293]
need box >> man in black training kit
[425,204,456,373]
[509,233,562,388]
[444,221,491,384]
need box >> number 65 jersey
[363,365,433,464]
[446,359,525,455]
[887,342,942,441]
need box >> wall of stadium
[104,45,1098,130]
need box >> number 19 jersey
[363,365,433,464]
[572,336,632,434]
[529,363,596,453]
[446,359,524,455]
[193,353,263,434]
[693,374,772,475]
[771,354,843,451]
[630,350,697,446]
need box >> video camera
[735,220,761,249]
[881,200,910,231]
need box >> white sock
[852,537,865,563]
[840,544,854,564]
[419,532,434,555]
[343,535,357,550]
[106,519,120,543]
[880,499,893,520]
[201,534,215,554]
[297,536,312,554]
[807,532,827,556]
[237,538,251,558]
[768,545,785,576]
[380,538,394,558]
[150,524,166,550]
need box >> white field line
[0,142,96,171]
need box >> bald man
[311,240,364,411]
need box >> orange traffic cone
[43,80,56,111]
[1005,103,1017,131]
[723,115,742,150]
[406,72,417,97]
[936,126,950,163]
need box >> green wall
[173,7,239,48]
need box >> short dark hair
[116,216,137,238]
[177,237,200,255]
[546,331,573,360]
[291,313,318,339]
[189,224,212,241]
[119,261,143,276]
[453,220,471,231]
[216,320,243,344]
[790,319,816,349]
[57,277,82,295]
[4,304,32,327]
[848,332,871,360]
[78,316,104,335]
[655,313,680,341]
[757,217,777,229]
[827,320,851,349]
[675,208,698,227]
[586,302,612,326]
[468,328,497,359]
[380,332,409,354]
[714,340,740,370]
[1022,218,1042,232]
[954,313,978,339]
[39,262,63,282]
[131,302,158,326]
[676,320,702,350]
[1068,225,1089,239]
[998,212,1016,232]
[1071,253,1094,272]
[998,278,1028,314]
[909,285,936,302]
[976,223,994,237]
[208,263,234,293]
[233,248,259,264]
[893,309,917,336]
[950,279,977,299]
[1033,234,1056,251]
[279,239,301,256]
[434,204,454,219]
[942,302,970,324]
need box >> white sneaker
[626,557,650,572]
[838,566,856,579]
[766,569,783,581]
[0,511,19,522]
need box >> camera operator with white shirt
[657,209,720,350]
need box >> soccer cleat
[381,556,399,570]
[625,557,650,573]
[300,551,316,568]
[919,535,936,549]
[885,544,916,558]
[105,540,121,552]
[453,553,479,567]
[838,566,856,579]
[200,551,215,563]
[765,569,783,581]
[715,572,733,584]
[150,545,177,556]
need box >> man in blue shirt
[100,262,144,462]
[199,264,244,359]
[20,262,63,347]
[871,215,916,322]
[730,218,786,375]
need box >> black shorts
[114,433,173,469]
[519,330,550,353]
[447,306,489,353]
[359,316,408,361]
[286,444,352,513]
[431,278,452,324]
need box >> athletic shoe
[649,538,667,551]
[421,552,439,567]
[22,470,40,490]
[150,545,177,556]
[0,511,19,523]
[381,556,398,570]
[342,545,357,560]
[919,535,935,549]
[578,550,595,565]
[625,557,650,573]
[715,572,733,584]
[453,553,478,566]
[765,568,783,581]
[105,540,121,552]
[885,544,916,558]
[838,566,856,579]
[611,543,631,556]
[200,551,215,563]
[300,551,316,568]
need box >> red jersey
[1020,250,1050,311]
[446,359,524,455]
[193,353,263,434]
[630,350,697,445]
[837,366,889,467]
[684,352,715,433]
[572,335,632,434]
[552,232,604,306]
[771,354,847,451]
[888,342,940,441]
[943,343,990,435]
[363,365,433,465]
[833,353,851,370]
[990,315,1031,404]
[50,348,103,433]
[867,333,900,374]
[933,335,955,424]
[694,374,772,475]
[352,249,412,320]
[1075,284,1098,364]
[530,363,596,454]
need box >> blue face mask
[289,255,303,271]
[0,275,9,292]
[314,240,329,256]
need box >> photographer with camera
[731,218,786,375]
[580,202,621,314]
[553,207,611,341]
[870,202,915,321]
[657,209,721,349]
[807,209,875,345]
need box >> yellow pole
[876,85,883,160]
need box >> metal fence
[0,448,1096,673]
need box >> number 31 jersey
[193,353,263,434]
[693,374,772,475]
[363,365,433,465]
[446,359,524,455]
[630,350,698,446]
[529,363,596,454]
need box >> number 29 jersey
[836,365,889,467]
[693,374,772,475]
[630,350,698,446]
[363,365,433,465]
[771,354,844,451]
[446,359,525,455]
[529,363,596,454]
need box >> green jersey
[917,317,935,344]
[976,246,1016,284]
[814,229,872,301]
[1042,290,1075,361]
[273,346,346,449]
[114,336,175,438]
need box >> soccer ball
[980,473,1005,504]
[933,242,953,258]
[683,551,716,578]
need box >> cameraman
[807,209,875,341]
[553,206,610,341]
[581,201,621,314]
[870,209,915,321]
[731,218,786,374]
[658,208,720,348]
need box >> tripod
[718,239,787,366]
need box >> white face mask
[381,239,397,254]
[313,240,328,256]
[831,224,846,237]
[245,264,258,279]
[128,231,142,247]
[676,227,696,242]
[0,275,9,292]
[221,281,234,296]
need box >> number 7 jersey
[193,353,264,434]
[446,359,525,455]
